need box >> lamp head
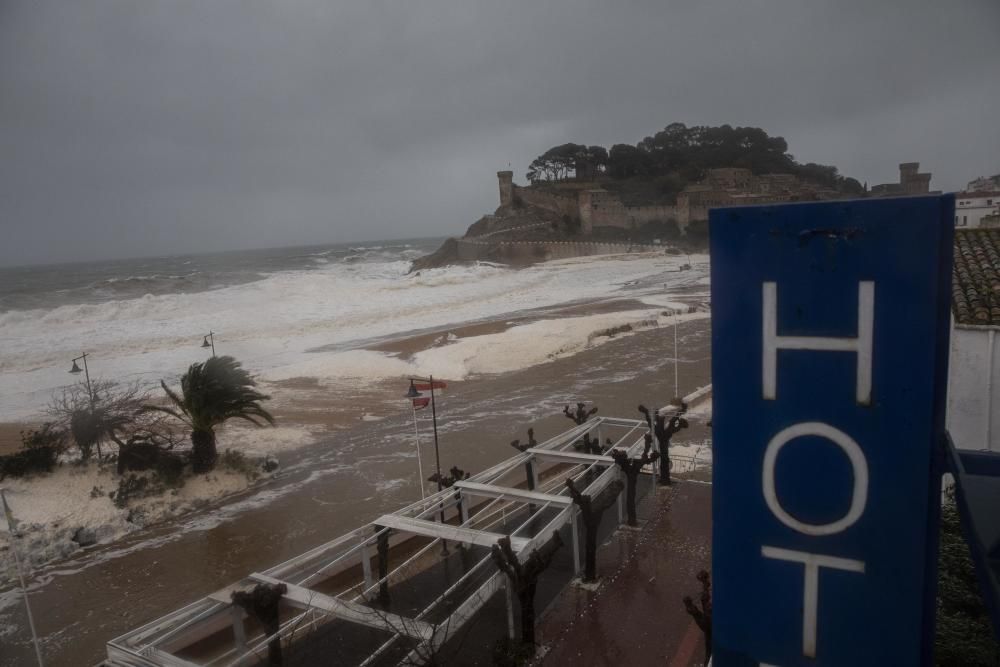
[405,380,422,399]
[69,360,83,374]
[202,336,211,349]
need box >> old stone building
[673,169,842,225]
[870,162,933,196]
[497,163,919,235]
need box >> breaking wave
[0,247,707,420]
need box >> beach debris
[682,570,713,664]
[565,477,624,582]
[72,526,97,547]
[261,455,279,473]
[611,433,660,526]
[491,531,563,651]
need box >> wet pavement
[537,478,712,667]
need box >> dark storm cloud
[2,0,998,265]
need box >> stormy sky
[2,1,998,266]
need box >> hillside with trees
[411,122,865,270]
[527,122,863,203]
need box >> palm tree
[146,356,274,472]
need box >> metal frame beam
[525,448,613,465]
[249,573,434,641]
[373,514,530,552]
[454,480,572,507]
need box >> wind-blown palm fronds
[145,356,274,472]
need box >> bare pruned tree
[565,477,624,582]
[683,569,712,663]
[564,402,601,454]
[510,428,539,495]
[638,401,689,485]
[508,427,538,453]
[563,402,598,426]
[491,532,563,652]
[48,379,176,462]
[427,465,470,489]
[232,582,288,667]
[611,434,660,526]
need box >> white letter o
[762,422,868,536]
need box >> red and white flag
[414,380,447,392]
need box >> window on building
[963,215,968,225]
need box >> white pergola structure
[104,415,658,667]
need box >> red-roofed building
[949,229,1000,451]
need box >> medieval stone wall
[456,238,660,264]
[512,184,579,219]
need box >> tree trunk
[265,619,283,667]
[625,470,639,526]
[584,519,598,582]
[519,583,537,648]
[191,428,217,473]
[658,440,671,485]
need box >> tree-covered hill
[527,122,864,200]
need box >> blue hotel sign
[710,195,954,666]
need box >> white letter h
[762,281,874,405]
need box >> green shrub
[0,424,66,479]
[218,449,259,481]
[111,474,151,509]
[935,490,1000,665]
[155,452,187,488]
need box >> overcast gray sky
[2,0,998,266]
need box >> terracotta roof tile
[953,229,1000,326]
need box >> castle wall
[456,238,661,264]
[513,184,579,219]
[500,173,682,235]
[578,189,678,232]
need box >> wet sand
[0,301,711,666]
[0,423,31,456]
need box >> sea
[0,238,701,423]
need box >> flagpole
[411,402,426,499]
[673,319,679,398]
[2,490,44,667]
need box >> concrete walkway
[537,478,712,667]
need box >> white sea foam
[0,252,708,421]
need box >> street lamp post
[68,352,94,408]
[201,331,216,357]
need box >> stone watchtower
[497,171,514,208]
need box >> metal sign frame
[710,195,954,666]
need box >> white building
[967,174,1000,192]
[955,191,1000,228]
[948,229,1000,451]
